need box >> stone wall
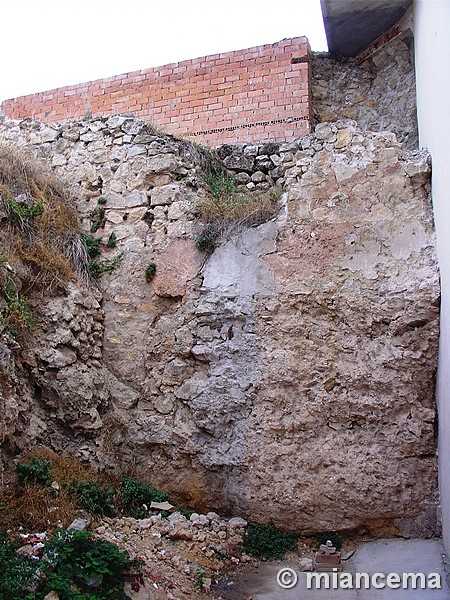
[1,37,310,147]
[0,114,439,537]
[312,31,418,149]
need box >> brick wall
[1,37,311,146]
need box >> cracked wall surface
[0,114,440,536]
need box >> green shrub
[89,206,106,233]
[195,222,219,253]
[82,234,102,258]
[88,253,122,278]
[1,290,36,338]
[194,567,206,590]
[118,477,168,518]
[145,262,156,282]
[97,196,108,205]
[205,171,238,199]
[16,458,52,487]
[243,522,297,560]
[106,232,117,248]
[68,480,115,516]
[7,197,44,220]
[317,532,342,551]
[0,528,144,599]
[0,530,36,597]
[39,528,143,599]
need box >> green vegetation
[205,171,239,199]
[195,222,219,253]
[194,567,206,590]
[89,205,106,233]
[118,477,168,518]
[97,196,108,205]
[145,261,156,282]
[106,231,117,248]
[7,197,44,220]
[0,531,36,598]
[2,448,173,529]
[0,528,143,599]
[0,142,89,336]
[16,458,52,487]
[82,234,103,258]
[68,479,115,517]
[243,522,297,560]
[196,167,280,253]
[1,285,36,339]
[82,231,122,279]
[88,253,123,278]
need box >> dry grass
[23,446,103,484]
[198,170,281,231]
[0,483,78,531]
[0,142,88,294]
[0,446,116,531]
[198,189,280,228]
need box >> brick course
[1,37,311,146]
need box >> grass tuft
[196,167,281,251]
[0,143,89,303]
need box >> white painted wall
[414,0,450,553]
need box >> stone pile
[94,511,248,598]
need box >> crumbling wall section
[0,114,439,537]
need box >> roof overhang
[320,0,411,56]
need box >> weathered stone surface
[223,154,254,172]
[312,31,418,149]
[0,115,439,539]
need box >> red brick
[2,36,311,146]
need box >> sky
[0,0,328,103]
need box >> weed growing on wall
[196,165,280,252]
[106,231,117,248]
[195,222,220,253]
[0,143,88,291]
[145,262,156,282]
[88,253,123,278]
[82,234,103,258]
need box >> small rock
[190,513,209,527]
[299,557,314,571]
[335,128,353,149]
[251,171,266,183]
[68,518,89,531]
[150,501,175,512]
[15,544,34,557]
[235,172,251,184]
[168,528,193,541]
[227,517,248,529]
[223,154,254,172]
[315,123,334,141]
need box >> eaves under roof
[320,0,412,56]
